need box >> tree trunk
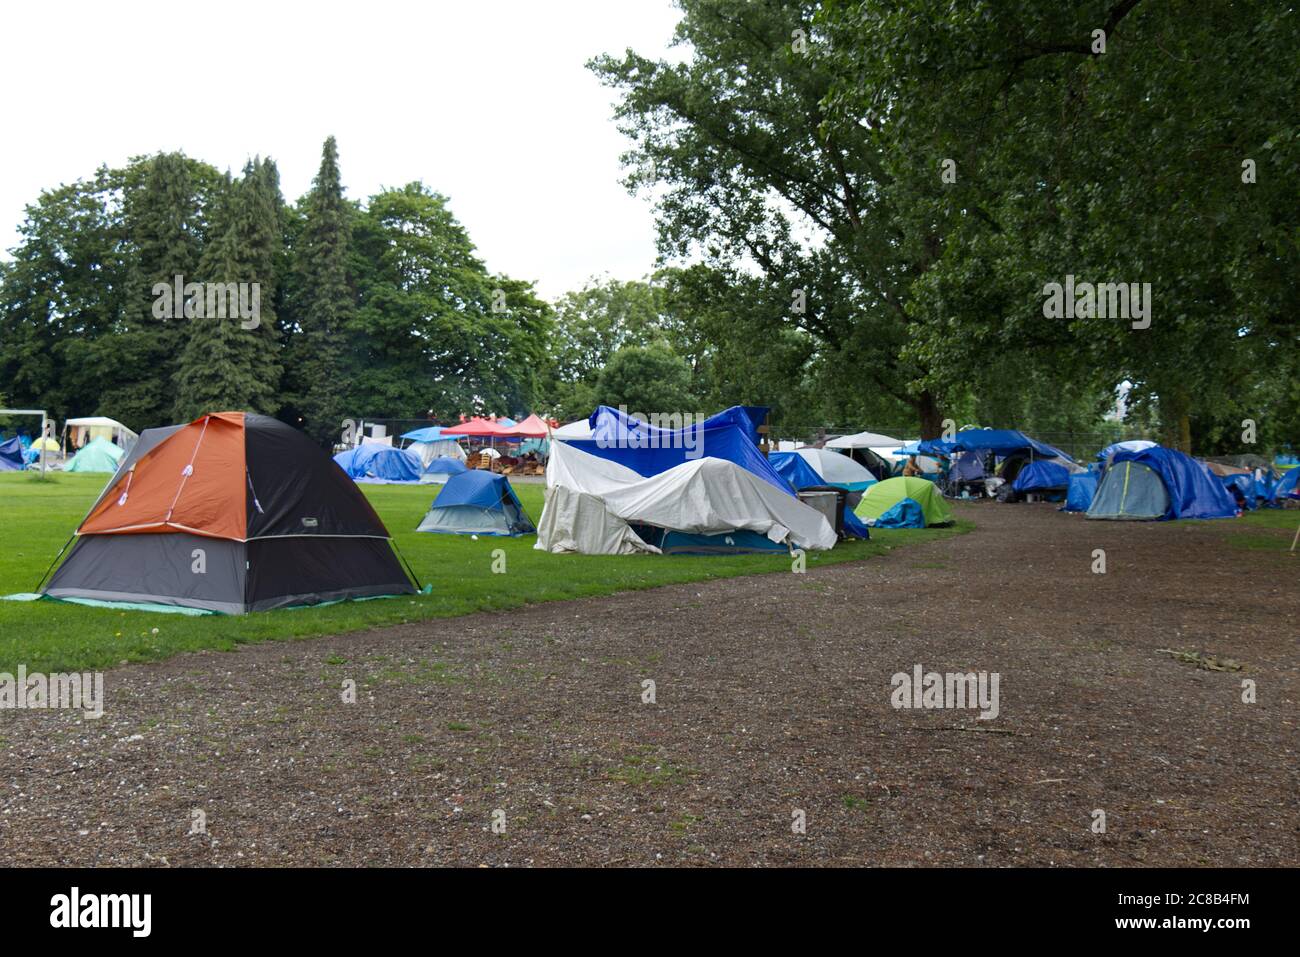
[916,390,944,439]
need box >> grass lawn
[0,472,971,674]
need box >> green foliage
[593,343,696,413]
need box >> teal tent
[65,437,125,473]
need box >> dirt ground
[2,503,1296,867]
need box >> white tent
[826,430,903,450]
[551,418,594,440]
[536,442,836,555]
[406,438,467,467]
[62,416,138,453]
[791,448,878,490]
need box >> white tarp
[406,438,467,467]
[537,442,837,554]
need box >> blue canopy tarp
[1061,472,1099,512]
[1012,460,1072,492]
[1108,447,1238,520]
[567,405,789,495]
[401,425,456,442]
[333,445,422,482]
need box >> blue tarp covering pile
[0,436,24,471]
[333,445,423,482]
[872,499,927,529]
[1061,472,1100,512]
[1012,460,1072,493]
[769,451,871,539]
[568,405,790,495]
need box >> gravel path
[2,504,1296,866]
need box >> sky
[0,0,684,299]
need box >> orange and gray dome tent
[39,412,419,614]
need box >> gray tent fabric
[45,532,415,614]
[1086,461,1171,520]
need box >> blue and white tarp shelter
[419,457,469,484]
[417,471,535,536]
[1087,447,1237,521]
[769,451,871,539]
[1061,471,1100,512]
[564,405,789,494]
[538,431,836,555]
[1012,460,1072,494]
[784,448,877,492]
[0,437,24,471]
[333,445,423,483]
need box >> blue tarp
[769,451,827,490]
[568,405,790,495]
[1109,447,1238,520]
[423,458,469,476]
[431,470,521,509]
[333,445,423,482]
[401,426,456,442]
[916,429,1073,461]
[1219,474,1258,509]
[873,499,927,529]
[1273,467,1299,501]
[769,451,870,539]
[1062,472,1100,512]
[1012,460,1072,492]
[0,436,24,471]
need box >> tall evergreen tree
[172,159,284,420]
[284,136,353,446]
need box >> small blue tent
[1061,472,1100,512]
[0,436,24,471]
[1011,460,1072,493]
[416,471,535,536]
[769,451,871,539]
[420,457,469,484]
[333,445,423,483]
[872,499,927,529]
[1087,447,1237,521]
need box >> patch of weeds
[842,794,872,812]
[1157,648,1244,672]
[446,721,472,732]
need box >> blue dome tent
[417,471,535,536]
[1087,447,1237,521]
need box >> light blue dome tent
[417,470,535,536]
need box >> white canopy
[826,430,903,450]
[536,441,836,555]
[551,418,594,440]
[62,416,138,450]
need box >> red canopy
[441,416,509,437]
[502,413,550,438]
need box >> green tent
[65,436,124,473]
[854,476,954,527]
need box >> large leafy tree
[348,183,549,420]
[591,0,953,436]
[818,0,1300,450]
